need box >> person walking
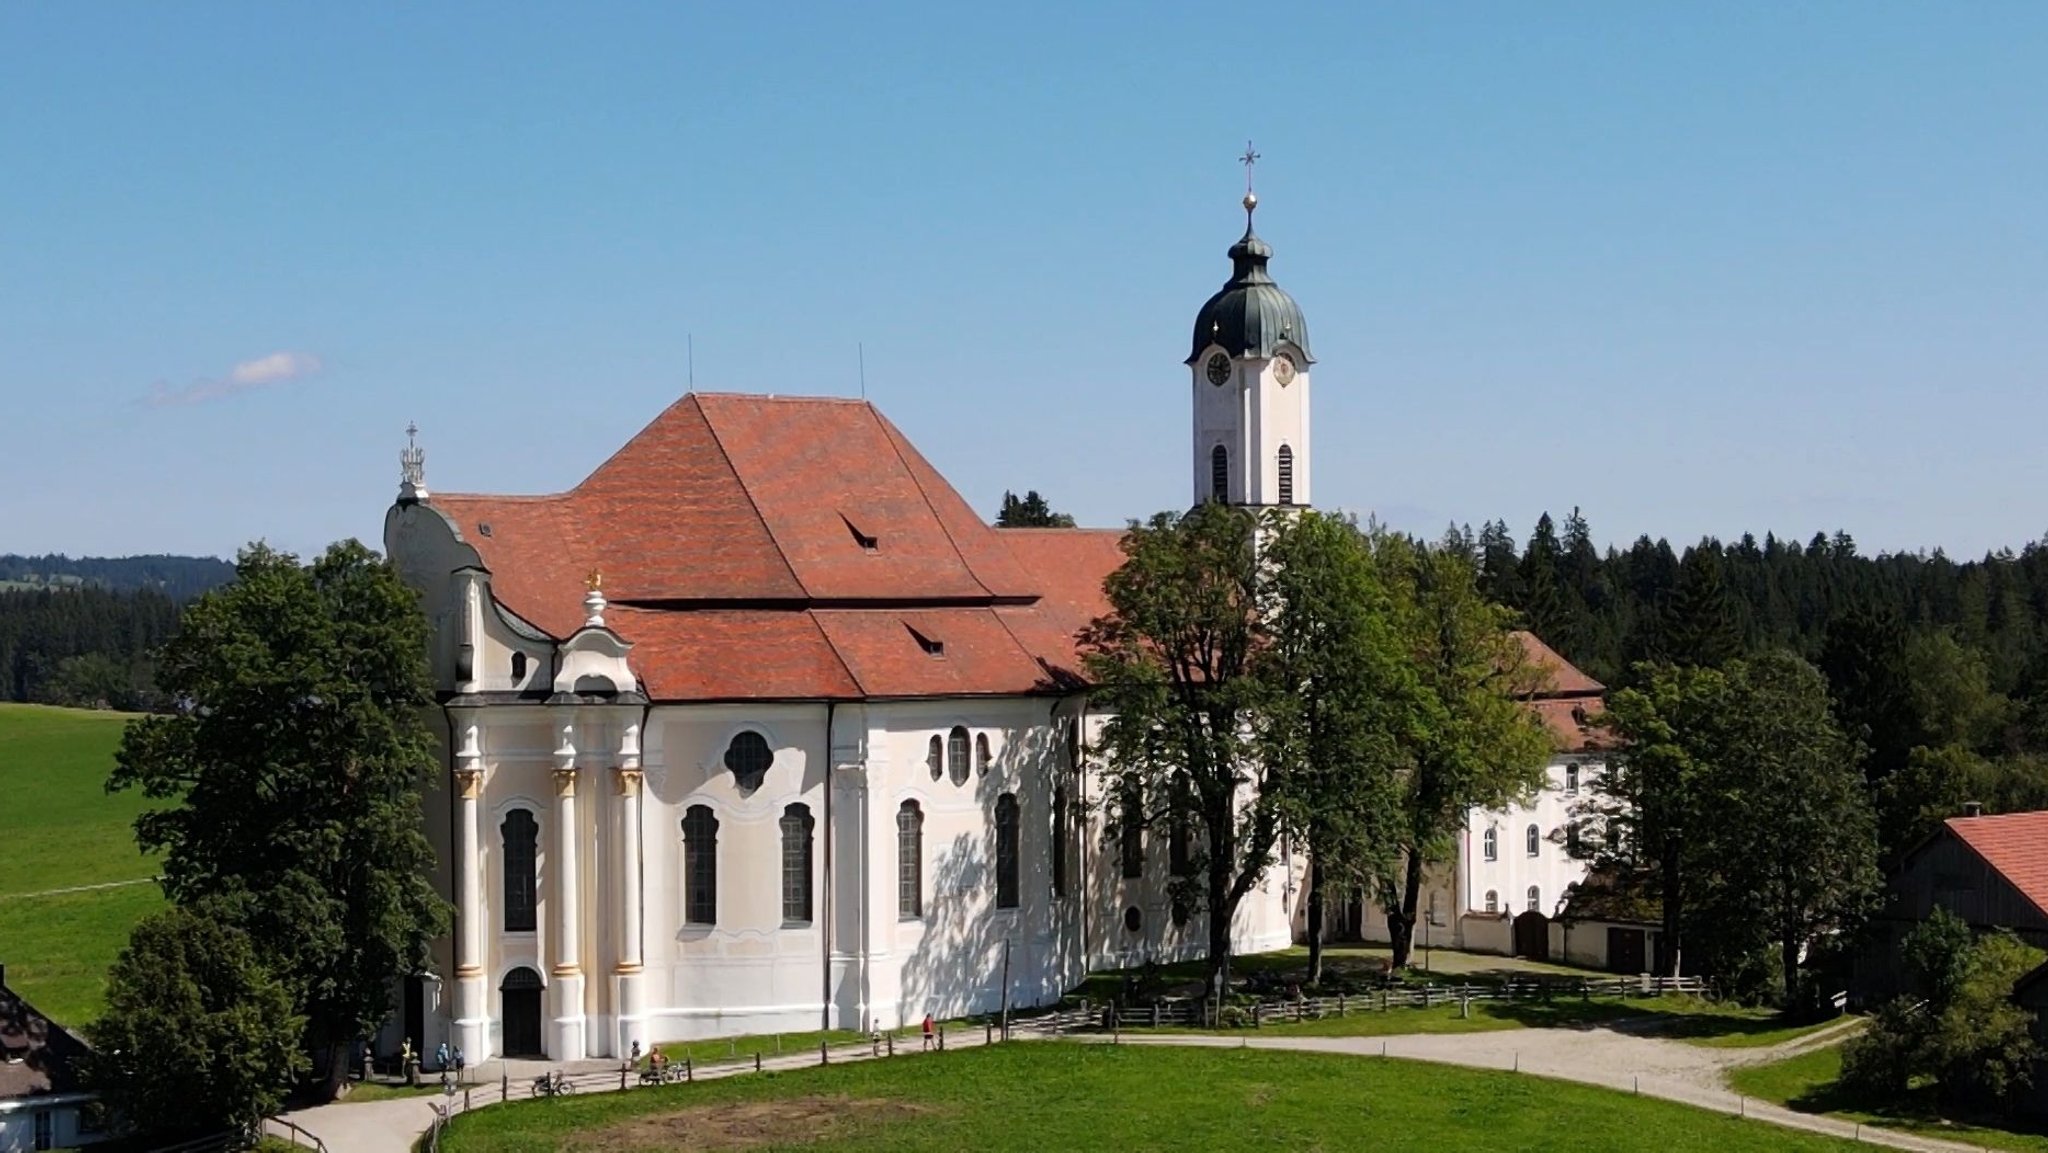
[921,1013,935,1052]
[453,1045,466,1081]
[436,1041,450,1073]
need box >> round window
[1122,906,1142,934]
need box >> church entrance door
[501,967,545,1058]
[1513,911,1550,961]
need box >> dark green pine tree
[1661,540,1744,668]
[1517,513,1579,656]
[995,490,1076,528]
[1475,520,1524,607]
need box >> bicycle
[530,1070,572,1098]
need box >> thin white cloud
[144,351,323,407]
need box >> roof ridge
[868,407,1000,601]
[692,397,809,597]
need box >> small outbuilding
[0,965,103,1151]
[1855,811,2048,1003]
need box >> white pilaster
[612,719,646,1058]
[549,719,587,1059]
[451,717,489,1060]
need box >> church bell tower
[1187,145,1313,509]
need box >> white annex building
[382,190,1609,1062]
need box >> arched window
[1051,786,1069,898]
[1527,885,1541,913]
[1277,444,1294,505]
[1564,764,1580,797]
[500,809,538,933]
[897,801,923,919]
[1484,890,1499,914]
[780,804,814,924]
[1171,897,1190,928]
[975,733,993,776]
[926,735,943,781]
[995,793,1020,910]
[1210,444,1228,503]
[947,726,970,786]
[682,806,718,926]
[1482,826,1498,862]
[510,652,527,682]
[1526,823,1541,858]
[1567,821,1584,858]
[724,731,772,794]
[1120,783,1144,879]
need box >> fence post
[1423,987,1432,1009]
[685,1057,694,1082]
[887,1033,894,1058]
[756,1052,763,1072]
[620,1064,627,1090]
[821,1040,830,1065]
[1338,993,1346,1017]
[938,1024,946,1051]
[986,1021,994,1045]
[1152,1003,1161,1029]
[501,1070,508,1101]
[1252,1003,1262,1028]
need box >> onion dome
[1185,193,1314,365]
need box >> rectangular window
[1051,787,1068,898]
[501,809,539,933]
[683,806,718,926]
[781,804,814,924]
[1564,764,1579,797]
[34,1110,53,1151]
[995,794,1020,909]
[898,801,923,919]
[1120,784,1144,879]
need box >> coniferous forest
[1453,511,2048,862]
[0,554,232,709]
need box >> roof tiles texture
[426,392,1609,713]
[1946,812,2048,920]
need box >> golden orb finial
[585,568,603,592]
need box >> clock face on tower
[1273,355,1296,386]
[1205,353,1231,387]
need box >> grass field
[0,702,165,1026]
[436,1042,1866,1152]
[1728,1043,2048,1152]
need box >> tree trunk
[1305,850,1326,986]
[319,1038,349,1102]
[1389,852,1425,970]
[1781,924,1802,1016]
[1659,850,1683,978]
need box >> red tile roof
[424,393,1606,713]
[1945,812,2048,920]
[428,394,1125,701]
[1515,631,1605,696]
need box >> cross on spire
[1238,141,1261,227]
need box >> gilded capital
[613,768,644,797]
[551,767,578,797]
[454,767,485,800]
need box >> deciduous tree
[109,541,447,1099]
[85,904,304,1140]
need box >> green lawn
[655,1028,872,1067]
[436,1042,1865,1152]
[1729,1044,2048,1152]
[0,703,165,1026]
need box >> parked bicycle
[531,1070,572,1098]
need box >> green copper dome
[1186,208,1313,366]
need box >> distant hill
[0,554,234,602]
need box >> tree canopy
[995,490,1077,528]
[108,540,447,1098]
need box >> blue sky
[5,3,2046,560]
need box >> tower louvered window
[1277,444,1294,505]
[1210,445,1228,503]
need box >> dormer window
[908,625,944,657]
[841,514,878,552]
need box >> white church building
[383,192,1325,1063]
